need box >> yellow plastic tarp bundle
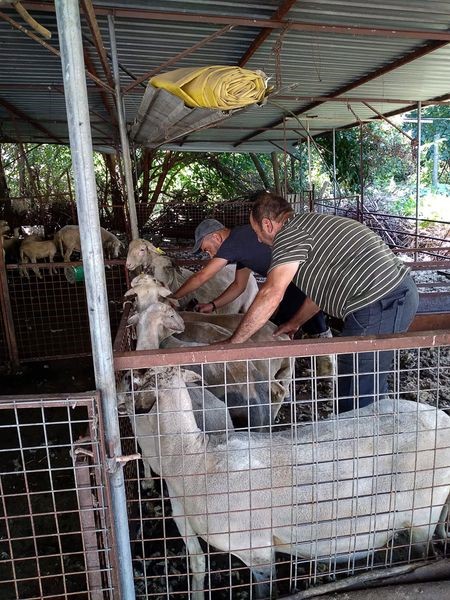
[150,66,267,110]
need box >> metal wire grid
[0,392,115,600]
[2,261,128,363]
[114,335,450,599]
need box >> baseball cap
[193,219,224,253]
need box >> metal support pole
[108,14,139,240]
[307,121,312,194]
[415,101,422,261]
[359,122,364,223]
[55,2,135,598]
[332,127,337,213]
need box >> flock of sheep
[0,222,122,277]
[120,238,450,599]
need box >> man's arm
[229,262,300,343]
[172,257,228,299]
[200,267,251,311]
[274,297,320,337]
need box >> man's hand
[195,302,215,314]
[208,337,232,346]
[274,320,300,339]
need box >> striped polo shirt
[269,213,410,319]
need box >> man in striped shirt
[227,191,419,412]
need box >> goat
[54,224,123,261]
[19,238,57,278]
[125,238,258,314]
[132,365,450,599]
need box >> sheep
[53,224,123,261]
[123,275,292,427]
[125,238,259,314]
[19,237,58,278]
[162,318,292,428]
[124,273,179,312]
[0,220,9,235]
[118,301,234,492]
[132,365,450,599]
[1,227,23,263]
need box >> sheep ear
[127,313,139,326]
[124,288,136,297]
[181,369,202,384]
[167,297,179,308]
[157,287,172,298]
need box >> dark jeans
[271,282,328,335]
[337,275,419,413]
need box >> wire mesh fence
[114,327,450,599]
[0,261,128,364]
[0,392,115,600]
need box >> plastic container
[64,265,85,283]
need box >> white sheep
[19,238,58,278]
[132,365,450,599]
[125,238,258,314]
[124,273,179,312]
[54,224,123,261]
[123,276,292,428]
[118,301,234,492]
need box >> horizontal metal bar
[22,2,450,41]
[114,329,450,370]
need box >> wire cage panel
[0,392,115,600]
[114,332,450,599]
[2,261,128,363]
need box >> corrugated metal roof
[0,1,448,153]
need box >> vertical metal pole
[359,122,364,223]
[0,250,19,369]
[108,15,139,240]
[307,121,312,193]
[55,2,135,598]
[415,101,422,261]
[332,127,337,214]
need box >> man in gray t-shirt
[225,192,419,412]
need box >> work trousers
[337,274,419,413]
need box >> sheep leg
[169,495,206,600]
[49,255,57,275]
[64,244,74,262]
[435,500,450,540]
[30,258,42,279]
[19,255,29,278]
[251,563,276,599]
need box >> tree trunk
[0,145,11,218]
[250,153,270,189]
[137,151,176,229]
[271,151,281,194]
[104,153,126,230]
[433,133,439,188]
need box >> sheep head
[126,238,160,271]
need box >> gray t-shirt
[269,213,409,319]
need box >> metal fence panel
[0,392,116,600]
[114,332,450,599]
